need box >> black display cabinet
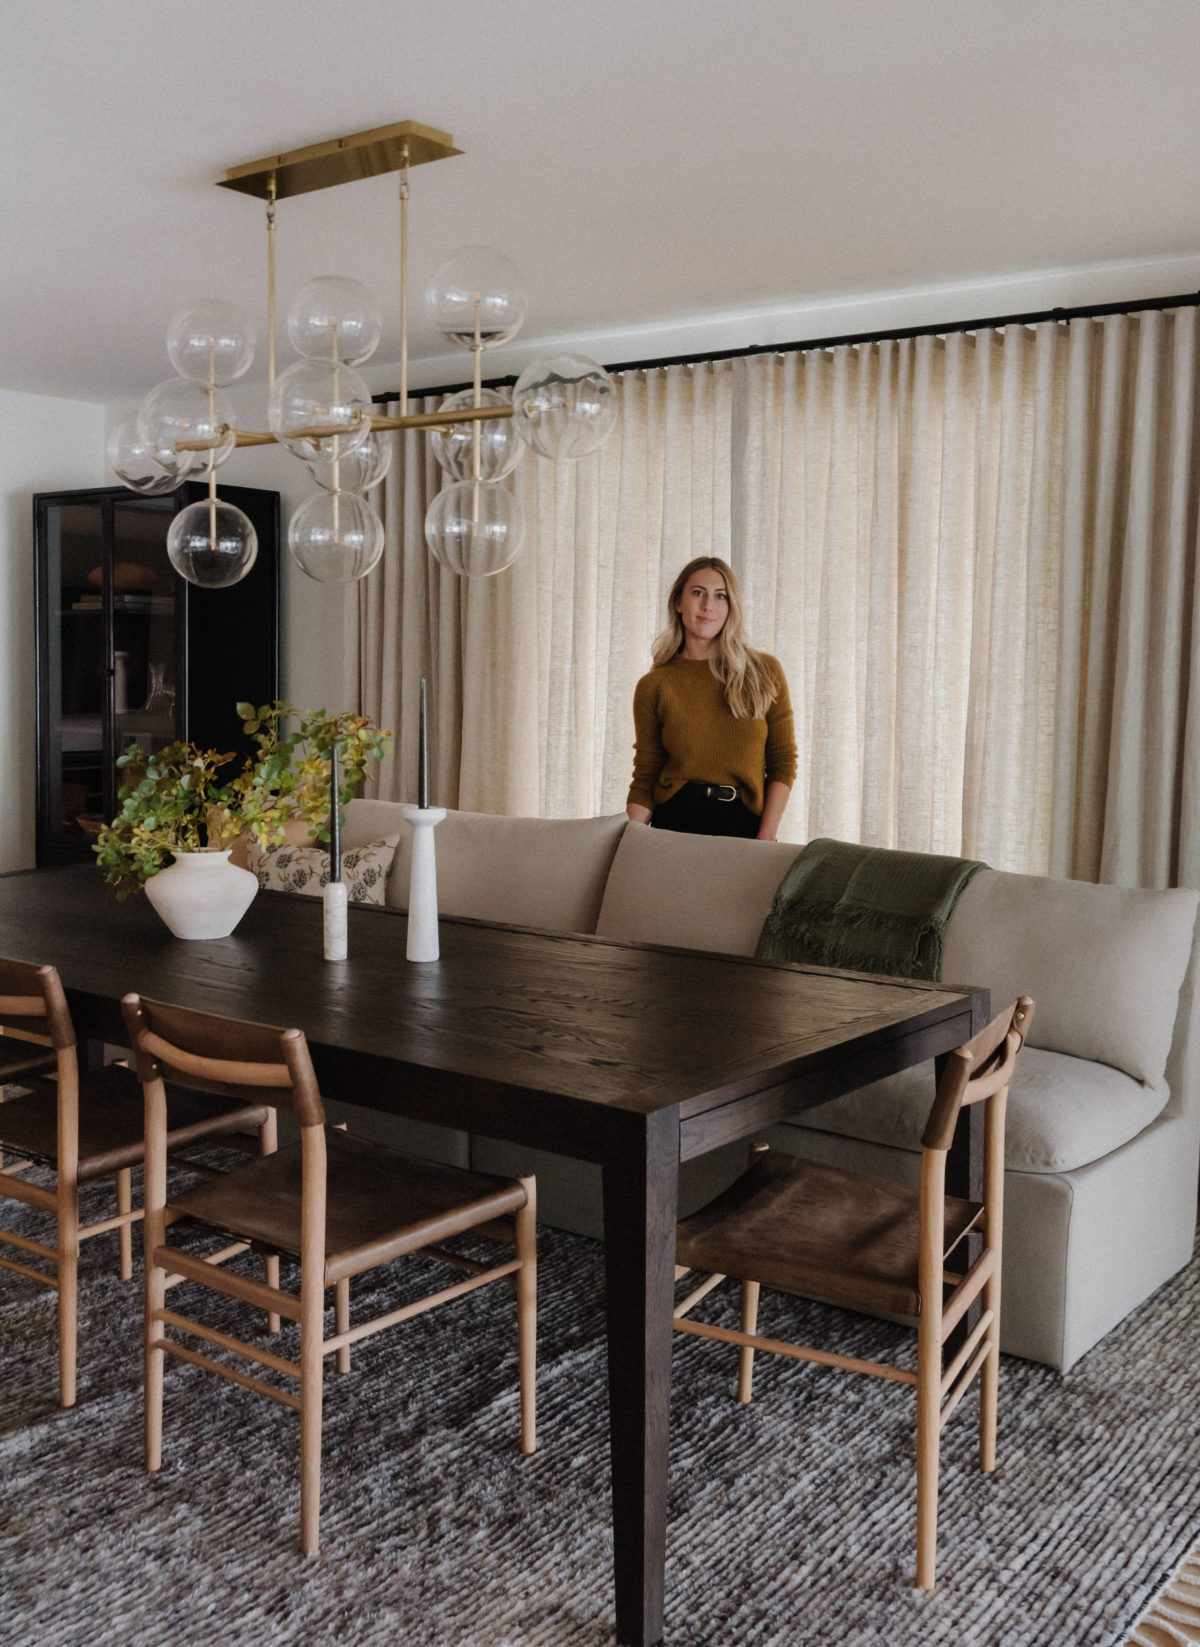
[34,481,280,866]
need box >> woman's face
[675,568,730,652]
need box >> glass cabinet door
[36,492,180,863]
[110,498,178,762]
[39,498,110,858]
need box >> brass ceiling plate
[217,120,462,200]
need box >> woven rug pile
[2,1175,1199,1647]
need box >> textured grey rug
[2,1169,1199,1647]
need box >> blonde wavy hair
[651,556,777,720]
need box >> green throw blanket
[755,837,987,982]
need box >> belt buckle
[714,784,737,803]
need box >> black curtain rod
[373,285,1200,406]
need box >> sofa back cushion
[595,824,802,955]
[942,870,1199,1088]
[374,806,628,934]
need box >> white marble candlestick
[323,880,348,961]
[401,803,445,962]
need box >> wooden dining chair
[0,956,278,1409]
[121,991,538,1554]
[673,996,1033,1590]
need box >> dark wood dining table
[0,864,987,1647]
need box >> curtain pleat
[363,307,1200,890]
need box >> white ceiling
[5,0,1200,407]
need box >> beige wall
[0,388,106,872]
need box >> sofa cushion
[595,824,802,955]
[943,871,1198,1088]
[379,808,628,935]
[249,836,398,905]
[341,799,409,850]
[797,1045,1170,1174]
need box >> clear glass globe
[306,431,393,493]
[268,359,372,460]
[287,275,382,365]
[425,247,528,349]
[288,491,384,583]
[138,379,235,468]
[425,481,525,577]
[167,299,255,385]
[512,354,618,460]
[167,500,258,588]
[107,414,194,495]
[430,388,524,482]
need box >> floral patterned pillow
[248,836,399,904]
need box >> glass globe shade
[288,491,384,583]
[107,414,194,496]
[167,299,255,385]
[306,431,393,493]
[268,359,372,461]
[138,379,235,468]
[424,481,525,577]
[430,388,524,482]
[425,247,528,350]
[512,354,618,460]
[287,275,382,365]
[167,500,258,588]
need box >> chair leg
[737,1280,760,1405]
[299,1280,324,1555]
[980,1272,1001,1474]
[116,1168,133,1280]
[265,1253,281,1335]
[915,1307,941,1590]
[57,1198,79,1410]
[514,1177,537,1456]
[335,1278,351,1374]
[145,1253,166,1471]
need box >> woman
[626,556,797,840]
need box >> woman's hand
[626,803,653,825]
[756,781,790,842]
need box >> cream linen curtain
[358,307,1200,889]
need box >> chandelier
[107,120,618,588]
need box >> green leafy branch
[92,702,392,900]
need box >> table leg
[601,1108,680,1647]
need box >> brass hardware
[266,172,277,390]
[226,403,513,452]
[218,120,461,201]
[398,140,410,416]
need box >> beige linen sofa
[323,800,1200,1373]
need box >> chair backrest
[121,994,325,1127]
[921,997,1035,1153]
[0,957,75,1051]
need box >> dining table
[0,863,988,1647]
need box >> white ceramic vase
[144,849,259,940]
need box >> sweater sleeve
[627,673,665,809]
[764,660,798,788]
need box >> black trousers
[649,784,761,839]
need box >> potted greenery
[93,702,391,939]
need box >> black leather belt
[686,782,739,802]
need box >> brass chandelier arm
[372,403,514,432]
[217,402,515,452]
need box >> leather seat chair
[0,956,277,1407]
[122,991,539,1554]
[673,996,1033,1589]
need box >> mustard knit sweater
[627,654,798,817]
